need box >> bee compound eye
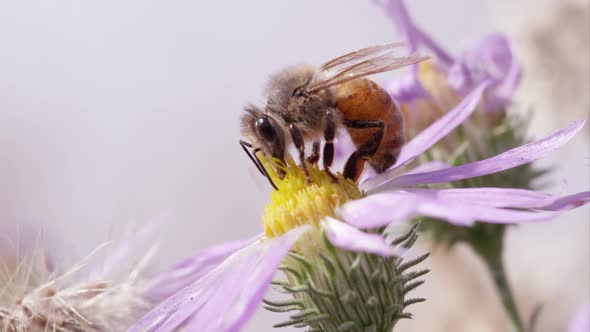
[255,116,276,142]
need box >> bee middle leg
[322,109,338,180]
[342,119,384,182]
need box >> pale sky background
[0,1,588,331]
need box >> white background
[0,1,587,331]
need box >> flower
[0,223,182,332]
[341,84,589,228]
[367,0,589,229]
[377,0,521,111]
[375,0,522,140]
[131,81,589,331]
[372,2,589,331]
[130,160,425,332]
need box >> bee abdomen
[335,78,405,173]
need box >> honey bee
[240,44,427,187]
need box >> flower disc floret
[260,155,364,238]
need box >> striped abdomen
[335,78,405,173]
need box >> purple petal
[385,120,586,188]
[147,234,261,302]
[413,198,558,225]
[489,43,522,111]
[403,161,451,175]
[413,25,454,67]
[405,187,554,209]
[387,70,429,104]
[447,62,472,96]
[362,82,488,190]
[322,217,401,256]
[539,191,590,211]
[376,0,453,65]
[341,187,570,228]
[129,226,310,332]
[378,0,420,52]
[448,34,512,92]
[406,188,589,225]
[447,34,521,111]
[339,192,418,228]
[393,82,487,168]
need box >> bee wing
[320,42,407,71]
[310,43,428,92]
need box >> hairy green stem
[471,231,525,332]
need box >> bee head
[241,105,286,162]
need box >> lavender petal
[414,25,454,66]
[412,197,558,225]
[378,0,420,52]
[448,34,513,92]
[403,161,451,175]
[405,187,554,209]
[447,34,521,111]
[323,217,400,256]
[387,70,429,104]
[362,82,488,190]
[129,226,309,332]
[147,234,261,302]
[488,41,522,111]
[539,191,590,211]
[339,191,418,229]
[376,0,453,65]
[383,120,586,188]
[341,187,578,228]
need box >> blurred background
[0,0,588,331]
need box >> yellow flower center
[258,154,364,238]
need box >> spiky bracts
[265,226,428,332]
[420,114,547,247]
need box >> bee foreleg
[307,141,320,165]
[343,119,384,181]
[288,124,310,181]
[239,140,266,176]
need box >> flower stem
[485,253,524,332]
[470,227,525,332]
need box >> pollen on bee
[258,154,364,238]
